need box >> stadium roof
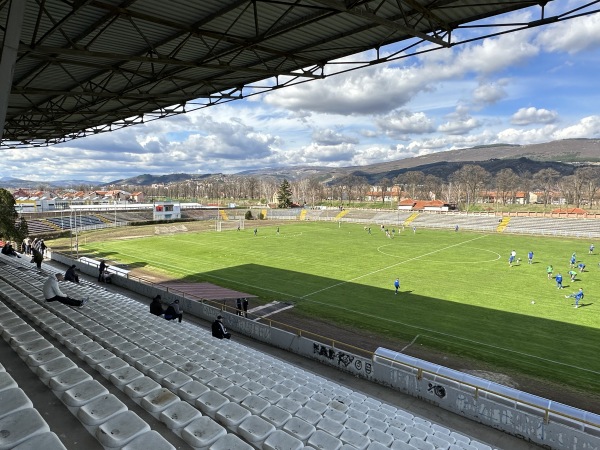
[0,0,598,148]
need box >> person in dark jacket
[150,295,164,316]
[98,260,107,282]
[64,264,79,283]
[31,247,44,270]
[164,299,183,322]
[211,315,231,339]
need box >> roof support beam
[311,0,450,47]
[0,0,28,140]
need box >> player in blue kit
[394,278,400,295]
[565,288,584,308]
[527,251,534,264]
[555,273,563,289]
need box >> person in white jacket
[43,274,87,307]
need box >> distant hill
[4,138,599,189]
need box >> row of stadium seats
[0,254,497,450]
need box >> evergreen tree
[0,188,24,240]
[277,179,293,208]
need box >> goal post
[216,218,244,232]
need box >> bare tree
[379,177,391,204]
[451,165,490,210]
[396,171,425,199]
[533,168,560,207]
[578,167,600,208]
[494,168,519,205]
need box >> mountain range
[2,139,599,189]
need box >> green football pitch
[80,222,600,394]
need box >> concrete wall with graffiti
[373,348,600,450]
[51,252,600,450]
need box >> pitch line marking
[377,244,501,263]
[401,335,420,352]
[302,234,489,298]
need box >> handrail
[373,352,599,428]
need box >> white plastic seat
[307,429,343,450]
[408,437,435,450]
[262,429,304,450]
[121,430,175,450]
[61,380,109,407]
[206,377,233,393]
[163,371,192,391]
[36,357,77,384]
[15,338,53,356]
[177,380,210,403]
[367,428,394,447]
[195,391,229,418]
[0,408,50,449]
[261,405,292,428]
[123,377,161,401]
[386,425,410,443]
[237,415,276,447]
[159,401,202,431]
[139,388,180,416]
[276,398,302,415]
[316,416,345,438]
[147,363,177,383]
[223,385,251,403]
[295,406,322,426]
[95,411,150,448]
[83,348,114,368]
[77,394,127,426]
[0,388,32,420]
[134,355,162,374]
[283,416,316,443]
[23,347,63,367]
[96,356,129,378]
[214,402,251,432]
[208,433,253,450]
[181,416,227,449]
[109,366,144,389]
[10,431,67,450]
[339,428,370,450]
[48,367,92,392]
[72,341,103,359]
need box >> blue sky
[7,2,600,183]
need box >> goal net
[216,218,245,232]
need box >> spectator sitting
[1,243,20,258]
[211,315,231,339]
[99,267,113,283]
[43,273,87,307]
[150,295,165,316]
[64,264,80,283]
[164,299,183,322]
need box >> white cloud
[472,81,508,105]
[511,107,558,125]
[536,13,600,54]
[552,116,600,139]
[376,111,435,138]
[438,117,481,135]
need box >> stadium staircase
[334,210,349,221]
[0,254,506,450]
[403,212,419,227]
[42,218,63,231]
[299,209,307,221]
[219,210,229,221]
[496,217,510,233]
[93,214,112,224]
